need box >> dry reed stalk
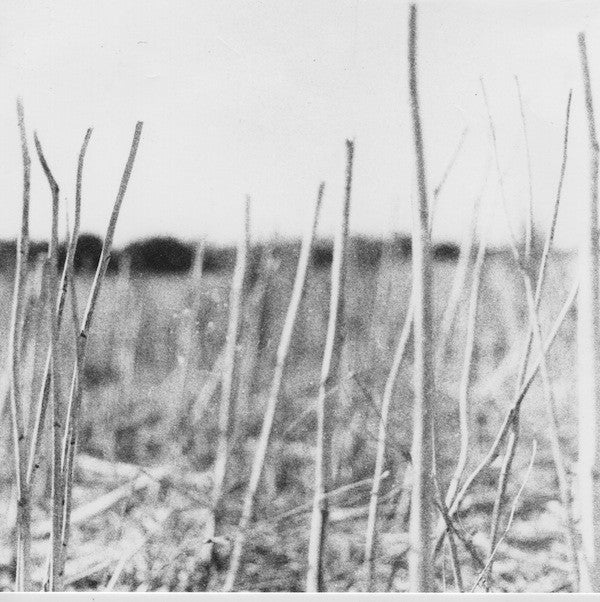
[306,142,353,592]
[26,128,92,487]
[531,91,581,589]
[32,132,64,590]
[362,120,479,592]
[202,197,250,574]
[480,87,578,589]
[223,182,324,592]
[443,194,488,508]
[8,98,32,592]
[58,122,143,583]
[369,123,467,365]
[363,288,413,589]
[515,76,535,263]
[408,4,435,591]
[577,31,600,592]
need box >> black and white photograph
[0,0,599,594]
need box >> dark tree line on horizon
[0,233,550,276]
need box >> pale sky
[0,1,599,247]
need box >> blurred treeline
[0,234,467,276]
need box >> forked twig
[32,131,63,590]
[58,122,143,583]
[27,128,92,487]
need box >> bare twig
[59,122,143,583]
[32,132,63,590]
[202,197,250,576]
[577,31,600,592]
[26,128,92,487]
[307,143,353,592]
[223,182,324,592]
[408,4,435,591]
[444,192,489,507]
[9,98,32,592]
[480,87,576,589]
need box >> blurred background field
[0,235,580,592]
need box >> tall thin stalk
[9,98,32,592]
[363,145,487,589]
[58,121,143,583]
[203,197,250,576]
[307,142,353,592]
[363,287,413,589]
[32,132,63,590]
[408,4,435,591]
[444,195,488,508]
[26,128,92,487]
[577,31,600,592]
[480,86,578,589]
[515,76,535,262]
[223,182,324,592]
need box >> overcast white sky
[0,1,599,247]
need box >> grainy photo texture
[0,0,599,593]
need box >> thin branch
[307,142,353,592]
[58,121,143,583]
[223,182,324,592]
[482,89,574,589]
[9,98,32,592]
[202,197,250,578]
[26,128,92,487]
[408,4,435,591]
[444,192,488,508]
[577,31,600,592]
[32,132,63,591]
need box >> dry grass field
[0,242,581,592]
